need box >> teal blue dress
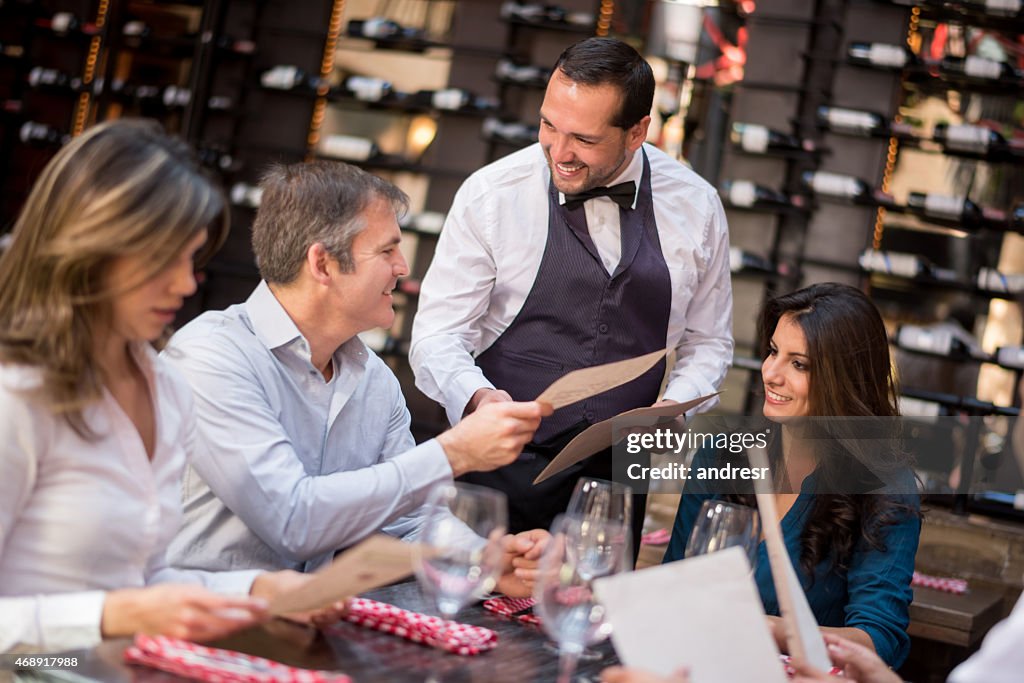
[663,448,920,668]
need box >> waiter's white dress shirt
[410,142,733,425]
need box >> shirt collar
[244,280,370,371]
[245,280,304,351]
[557,145,643,210]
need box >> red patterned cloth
[482,595,541,625]
[640,528,672,546]
[331,597,498,656]
[124,634,351,682]
[780,655,844,678]
[912,571,969,595]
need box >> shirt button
[585,411,595,421]
[598,323,609,334]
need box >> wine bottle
[400,211,446,234]
[859,249,928,278]
[35,12,99,36]
[978,267,1024,294]
[933,122,1009,156]
[1,99,25,116]
[344,76,392,102]
[729,247,775,275]
[0,41,26,59]
[960,0,1022,17]
[899,396,943,419]
[27,66,84,92]
[801,170,873,203]
[163,88,232,112]
[995,346,1024,371]
[122,20,150,38]
[346,17,426,42]
[230,182,263,209]
[847,41,917,70]
[196,147,238,173]
[895,324,970,358]
[906,192,984,227]
[939,55,1019,83]
[420,88,471,111]
[320,134,379,162]
[817,105,888,137]
[19,121,69,147]
[162,85,192,108]
[495,59,550,85]
[483,117,538,146]
[721,180,800,210]
[730,123,815,154]
[213,35,256,55]
[500,1,594,26]
[260,65,322,93]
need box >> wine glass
[684,499,761,566]
[414,482,508,634]
[562,477,633,661]
[566,477,633,529]
[534,514,631,683]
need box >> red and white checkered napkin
[482,596,542,625]
[912,571,969,595]
[334,597,498,656]
[780,655,844,678]
[123,634,351,682]
[640,528,672,546]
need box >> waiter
[410,37,733,546]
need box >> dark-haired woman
[663,283,920,668]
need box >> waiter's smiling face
[539,69,647,195]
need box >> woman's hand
[790,634,902,683]
[765,615,788,652]
[101,584,268,642]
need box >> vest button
[584,411,595,421]
[598,323,609,334]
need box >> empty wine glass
[685,499,761,566]
[558,477,633,661]
[566,477,632,529]
[414,482,508,634]
[534,514,631,683]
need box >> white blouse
[0,344,258,653]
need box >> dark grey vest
[475,149,673,444]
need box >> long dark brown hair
[741,283,917,580]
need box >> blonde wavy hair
[0,119,228,434]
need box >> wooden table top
[41,581,619,682]
[908,584,1004,647]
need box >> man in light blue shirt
[166,161,549,588]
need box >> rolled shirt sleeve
[843,501,920,668]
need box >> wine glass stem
[557,649,580,683]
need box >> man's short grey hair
[251,161,408,283]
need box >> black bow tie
[563,181,637,210]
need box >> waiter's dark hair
[552,37,654,130]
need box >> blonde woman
[0,120,326,654]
